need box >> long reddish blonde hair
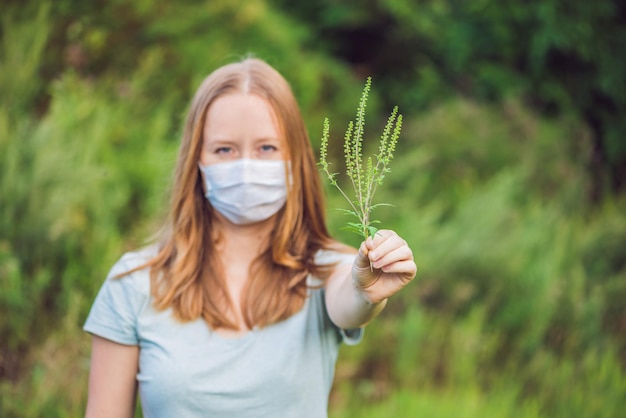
[128,58,346,330]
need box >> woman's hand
[352,229,417,304]
[325,230,416,329]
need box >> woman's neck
[214,217,276,263]
[210,217,277,332]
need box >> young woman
[84,58,416,418]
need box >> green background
[1,1,625,416]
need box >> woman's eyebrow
[204,136,237,144]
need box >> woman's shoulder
[105,244,159,296]
[116,245,159,268]
[308,244,356,288]
[84,245,158,345]
[314,242,357,266]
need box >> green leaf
[335,208,359,218]
[370,203,395,211]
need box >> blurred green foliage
[0,1,625,417]
[272,0,626,198]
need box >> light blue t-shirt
[84,247,362,418]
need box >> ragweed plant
[319,77,402,241]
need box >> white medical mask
[199,158,289,225]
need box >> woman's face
[200,93,286,166]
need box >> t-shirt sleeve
[83,255,148,346]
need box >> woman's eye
[260,144,278,153]
[215,146,232,155]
